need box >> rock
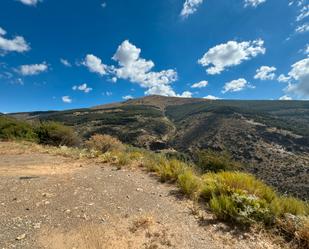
[34,223,41,229]
[16,234,26,240]
[136,188,143,192]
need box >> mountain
[8,96,309,199]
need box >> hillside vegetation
[8,96,309,199]
[1,118,308,248]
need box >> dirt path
[0,142,283,249]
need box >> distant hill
[8,96,309,199]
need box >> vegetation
[1,116,308,246]
[195,150,242,173]
[0,116,79,146]
[0,116,37,141]
[35,121,79,147]
[85,134,125,153]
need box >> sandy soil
[0,142,285,249]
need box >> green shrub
[201,172,278,225]
[114,152,131,167]
[210,193,272,225]
[157,159,187,183]
[196,150,242,173]
[271,197,309,217]
[35,121,79,147]
[201,172,276,203]
[85,134,125,153]
[0,116,37,142]
[178,170,201,198]
[141,153,166,172]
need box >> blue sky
[0,0,308,113]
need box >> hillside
[8,96,309,199]
[1,141,294,249]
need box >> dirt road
[0,142,283,249]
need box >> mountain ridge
[7,96,309,199]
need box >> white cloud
[288,58,309,80]
[17,0,42,6]
[0,27,30,54]
[60,58,72,67]
[279,95,292,100]
[0,27,6,36]
[180,0,204,18]
[296,4,309,21]
[198,39,265,75]
[296,23,309,33]
[72,83,92,93]
[112,40,179,97]
[101,2,107,8]
[285,58,309,98]
[203,95,220,100]
[62,96,72,103]
[144,84,175,96]
[111,77,117,83]
[244,0,266,8]
[178,91,193,98]
[254,66,277,80]
[278,74,291,83]
[122,95,133,100]
[191,80,208,88]
[104,91,112,96]
[19,62,48,76]
[83,54,107,76]
[222,78,254,93]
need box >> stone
[16,234,26,240]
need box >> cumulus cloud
[203,95,220,100]
[81,40,189,97]
[62,96,72,103]
[191,80,208,88]
[122,95,133,100]
[72,83,92,93]
[0,27,30,54]
[296,23,309,33]
[19,62,48,76]
[112,40,181,97]
[83,54,107,76]
[111,77,117,83]
[180,0,204,18]
[278,74,291,83]
[254,66,277,80]
[279,95,292,100]
[285,58,309,98]
[244,0,266,8]
[198,39,265,75]
[60,58,72,67]
[17,0,42,6]
[222,78,254,93]
[178,91,193,98]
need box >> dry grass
[3,139,309,247]
[85,134,125,153]
[130,216,155,233]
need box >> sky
[0,0,308,113]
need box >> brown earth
[0,142,288,249]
